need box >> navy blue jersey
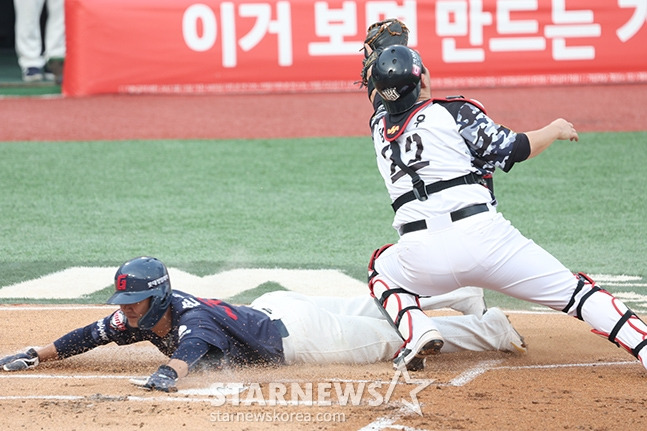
[53,290,284,367]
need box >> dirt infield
[0,84,645,142]
[1,306,645,431]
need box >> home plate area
[1,307,646,430]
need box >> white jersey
[370,98,528,230]
[368,95,647,372]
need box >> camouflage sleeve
[455,103,530,173]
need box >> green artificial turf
[0,132,645,307]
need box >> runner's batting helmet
[107,256,172,330]
[371,45,423,114]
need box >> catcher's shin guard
[368,245,443,370]
[563,272,647,369]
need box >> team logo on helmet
[147,274,169,288]
[116,274,128,291]
[107,257,173,331]
[380,87,401,101]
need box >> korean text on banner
[63,0,647,96]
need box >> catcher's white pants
[13,0,66,69]
[250,291,521,365]
[374,208,647,369]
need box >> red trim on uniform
[392,293,402,321]
[609,296,647,336]
[368,243,393,273]
[404,310,413,344]
[590,295,647,356]
[627,317,647,334]
[368,278,389,299]
[592,329,634,352]
[382,97,487,143]
[383,100,434,142]
[431,97,488,114]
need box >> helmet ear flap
[138,282,172,330]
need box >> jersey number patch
[381,133,429,183]
[198,297,238,320]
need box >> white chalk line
[0,373,408,385]
[0,359,636,396]
[1,296,640,430]
[359,361,508,431]
[0,394,238,404]
[0,374,142,380]
[1,359,635,383]
[1,360,637,431]
[445,359,505,386]
[0,373,409,386]
[442,359,637,387]
[0,305,116,311]
[491,360,637,371]
[357,406,425,431]
[2,273,641,431]
[353,358,639,431]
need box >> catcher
[359,19,499,364]
[0,256,526,392]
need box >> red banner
[63,0,647,96]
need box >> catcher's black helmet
[107,256,172,330]
[371,45,423,114]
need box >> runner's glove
[143,364,178,392]
[0,348,40,371]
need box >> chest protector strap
[384,97,487,213]
[391,172,485,212]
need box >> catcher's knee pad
[563,272,647,362]
[561,272,602,320]
[369,274,424,344]
[368,243,393,284]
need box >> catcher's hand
[0,348,40,371]
[359,18,410,87]
[140,364,178,393]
